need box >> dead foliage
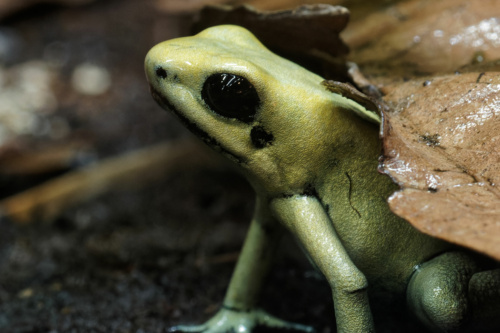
[154,0,344,14]
[380,71,500,259]
[345,0,500,77]
[193,4,349,57]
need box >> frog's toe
[168,323,241,333]
[168,324,208,333]
[168,308,314,333]
[256,312,315,333]
[256,322,315,333]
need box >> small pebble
[18,288,34,299]
[71,63,111,96]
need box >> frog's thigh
[407,251,479,332]
[468,268,500,331]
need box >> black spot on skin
[302,183,318,197]
[149,86,246,164]
[423,80,432,87]
[155,66,167,79]
[250,125,274,148]
[428,187,438,193]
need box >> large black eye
[202,73,260,123]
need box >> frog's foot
[169,306,315,333]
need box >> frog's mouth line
[149,86,246,165]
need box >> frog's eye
[202,73,260,123]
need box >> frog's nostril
[155,67,167,79]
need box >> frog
[144,25,500,333]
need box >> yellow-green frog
[145,25,500,333]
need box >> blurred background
[0,1,337,332]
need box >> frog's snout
[145,65,166,88]
[144,54,176,114]
[154,66,168,80]
[147,64,172,89]
[144,45,169,85]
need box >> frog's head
[145,25,379,196]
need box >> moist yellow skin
[145,25,500,333]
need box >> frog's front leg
[171,198,314,333]
[271,195,375,333]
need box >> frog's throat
[149,86,246,164]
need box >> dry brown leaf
[380,71,500,259]
[0,140,223,223]
[344,0,500,74]
[155,0,344,14]
[193,4,349,58]
[0,141,90,175]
